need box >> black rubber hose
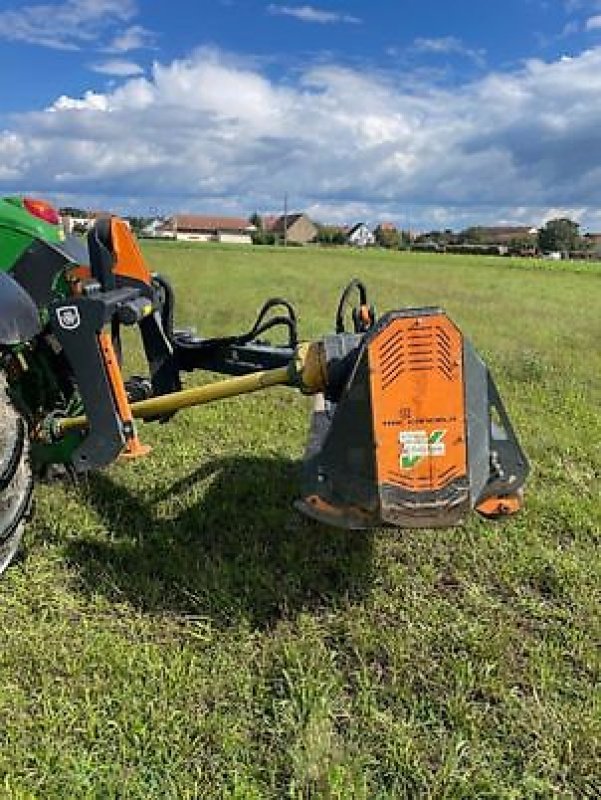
[335,279,369,333]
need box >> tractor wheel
[0,372,33,574]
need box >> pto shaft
[132,365,292,419]
[58,365,292,434]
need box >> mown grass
[1,244,599,798]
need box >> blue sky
[2,0,601,230]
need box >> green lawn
[1,244,599,798]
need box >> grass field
[1,244,600,798]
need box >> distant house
[374,222,401,248]
[141,219,173,238]
[374,222,397,235]
[260,214,279,231]
[268,213,317,245]
[471,226,538,245]
[160,214,255,244]
[584,232,601,253]
[347,222,374,247]
[61,209,114,235]
[61,214,90,235]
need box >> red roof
[169,214,252,232]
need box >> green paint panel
[31,433,82,467]
[0,196,62,272]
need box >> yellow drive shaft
[58,365,292,434]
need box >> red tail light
[23,197,60,226]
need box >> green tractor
[0,196,529,574]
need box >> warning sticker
[399,430,446,469]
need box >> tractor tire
[0,372,33,574]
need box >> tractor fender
[0,272,40,346]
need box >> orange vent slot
[368,313,467,493]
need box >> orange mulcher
[296,301,528,529]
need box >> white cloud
[586,14,601,28]
[413,36,486,67]
[50,91,110,111]
[0,0,137,50]
[105,24,156,53]
[3,47,601,228]
[90,59,144,76]
[267,4,361,24]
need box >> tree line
[418,218,592,254]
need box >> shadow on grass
[64,457,374,628]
